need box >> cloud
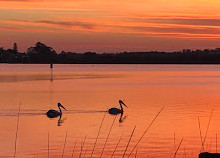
[126,25,220,35]
[4,19,94,30]
[0,25,56,32]
[36,20,94,29]
[0,0,32,1]
[3,16,220,39]
[130,17,220,27]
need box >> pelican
[46,103,66,118]
[108,100,128,115]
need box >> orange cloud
[2,15,220,39]
[1,0,220,52]
[8,20,94,29]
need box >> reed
[79,139,83,158]
[100,115,117,158]
[83,147,88,158]
[198,117,204,151]
[202,109,214,148]
[71,140,77,158]
[111,133,124,158]
[184,147,186,158]
[216,133,218,153]
[173,138,183,158]
[127,106,165,157]
[208,138,213,151]
[122,125,136,158]
[48,131,49,158]
[14,102,21,158]
[62,130,68,158]
[90,110,107,158]
[135,147,138,158]
[79,135,87,158]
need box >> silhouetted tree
[27,42,57,63]
[2,42,220,63]
[0,48,17,63]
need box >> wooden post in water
[50,63,53,82]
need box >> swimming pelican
[46,103,66,118]
[108,100,128,115]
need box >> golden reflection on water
[0,64,220,157]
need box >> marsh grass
[71,140,77,158]
[83,147,88,158]
[203,109,214,149]
[198,109,214,153]
[100,115,117,158]
[90,109,107,158]
[50,106,164,158]
[48,131,50,158]
[14,102,21,158]
[79,135,87,158]
[62,130,68,158]
[198,117,204,151]
[127,106,165,157]
[173,138,183,158]
[122,125,136,158]
[111,133,123,158]
[216,133,218,153]
[135,147,138,158]
[12,106,166,157]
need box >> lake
[0,64,220,158]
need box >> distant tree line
[1,42,220,64]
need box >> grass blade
[71,140,77,158]
[14,102,21,158]
[122,125,136,158]
[100,115,117,158]
[202,109,214,149]
[62,130,68,158]
[90,110,107,158]
[216,133,218,153]
[173,138,183,158]
[111,133,123,158]
[83,148,88,158]
[48,131,49,158]
[127,106,165,157]
[80,135,87,158]
[198,117,204,151]
[135,147,138,158]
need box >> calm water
[1,64,220,158]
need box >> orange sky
[1,0,220,52]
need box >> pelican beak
[60,104,67,110]
[122,102,128,108]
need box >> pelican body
[108,100,128,115]
[46,103,66,118]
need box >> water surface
[1,64,220,158]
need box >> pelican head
[119,100,128,108]
[58,103,67,110]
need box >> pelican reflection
[119,113,127,123]
[57,116,67,126]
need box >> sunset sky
[1,0,220,53]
